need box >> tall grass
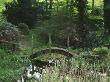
[0,48,31,82]
[27,56,110,82]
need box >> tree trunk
[77,0,87,47]
[104,0,110,33]
[49,0,53,16]
[45,0,48,12]
[49,0,53,9]
[91,0,95,15]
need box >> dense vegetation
[0,0,110,82]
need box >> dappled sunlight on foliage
[0,0,110,82]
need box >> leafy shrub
[84,32,102,48]
[84,47,109,64]
[3,0,49,28]
[2,1,36,27]
[0,49,30,82]
[93,47,109,62]
[40,9,106,48]
[82,47,110,73]
[40,9,84,47]
[17,23,29,35]
[0,22,21,51]
[2,0,47,28]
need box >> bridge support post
[49,33,52,55]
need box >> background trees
[76,0,88,47]
[104,0,110,33]
[0,22,21,51]
[2,0,48,28]
[0,0,110,82]
[3,0,37,27]
[0,0,109,48]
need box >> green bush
[0,49,30,82]
[84,47,109,64]
[93,47,109,61]
[2,0,37,27]
[17,23,29,35]
[2,0,49,28]
[0,22,21,51]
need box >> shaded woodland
[0,0,110,82]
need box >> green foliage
[104,0,110,33]
[0,0,110,81]
[87,0,103,15]
[40,9,106,48]
[2,0,41,28]
[0,0,13,12]
[85,31,103,48]
[93,7,103,16]
[84,47,109,65]
[17,23,29,35]
[93,47,109,60]
[0,22,21,51]
[0,48,30,82]
[40,9,80,47]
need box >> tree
[0,22,21,51]
[76,0,88,47]
[3,0,46,28]
[104,0,110,33]
[49,0,53,9]
[91,0,95,15]
[17,0,32,7]
[45,0,48,12]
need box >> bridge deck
[30,47,73,59]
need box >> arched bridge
[30,47,73,59]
